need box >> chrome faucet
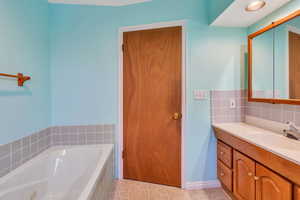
[283,122,300,140]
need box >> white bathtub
[0,144,115,200]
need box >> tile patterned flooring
[112,180,231,200]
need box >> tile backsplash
[246,102,300,126]
[211,90,246,123]
[211,89,300,126]
[0,124,115,177]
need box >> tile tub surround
[0,124,115,178]
[211,90,246,123]
[0,128,51,177]
[51,124,115,146]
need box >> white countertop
[213,123,300,166]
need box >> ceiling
[212,0,291,27]
[48,0,152,6]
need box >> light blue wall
[208,0,234,25]
[0,0,50,144]
[49,0,247,182]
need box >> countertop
[213,123,300,166]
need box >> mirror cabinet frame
[248,10,300,105]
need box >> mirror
[249,10,300,104]
[252,29,274,99]
[274,16,300,99]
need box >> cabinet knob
[254,176,260,181]
[248,172,253,177]
[220,172,225,177]
[220,151,224,155]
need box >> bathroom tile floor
[112,180,231,200]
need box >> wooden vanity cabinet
[217,141,233,192]
[295,185,300,200]
[233,151,292,200]
[217,140,232,168]
[216,131,296,200]
[256,163,292,200]
[217,160,233,191]
[233,151,255,200]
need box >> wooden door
[289,31,300,99]
[256,163,292,200]
[123,27,182,187]
[233,151,255,200]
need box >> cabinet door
[233,150,255,200]
[295,185,300,200]
[256,163,292,200]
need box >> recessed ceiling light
[245,0,266,12]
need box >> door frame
[118,20,187,188]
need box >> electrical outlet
[230,98,236,109]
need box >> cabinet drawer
[218,160,233,192]
[217,141,232,168]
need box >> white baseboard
[185,180,221,190]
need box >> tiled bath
[0,124,115,178]
[91,148,116,200]
[0,128,51,177]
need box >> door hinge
[122,150,125,159]
[122,44,125,52]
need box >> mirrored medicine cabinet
[248,10,300,104]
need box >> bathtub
[0,144,115,200]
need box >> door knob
[172,112,182,120]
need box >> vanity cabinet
[215,128,299,200]
[233,151,255,200]
[217,160,232,191]
[295,186,300,199]
[217,141,233,192]
[217,141,232,168]
[256,163,292,200]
